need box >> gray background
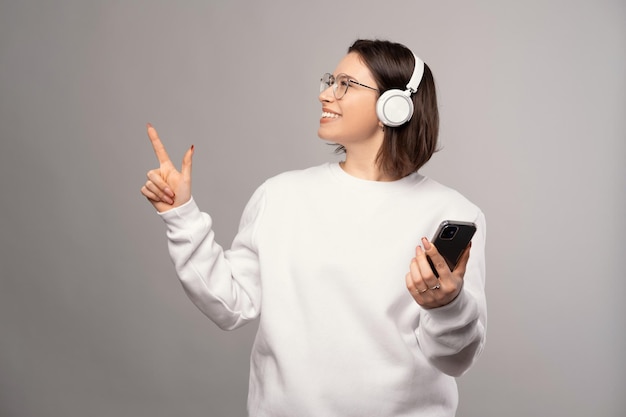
[1,1,624,416]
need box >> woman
[141,39,487,417]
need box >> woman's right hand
[140,123,194,212]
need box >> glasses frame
[320,73,379,100]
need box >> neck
[335,128,398,181]
[340,153,396,182]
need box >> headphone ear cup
[376,89,414,127]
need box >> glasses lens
[320,73,333,93]
[334,74,349,99]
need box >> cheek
[347,103,380,132]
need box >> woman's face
[317,52,382,150]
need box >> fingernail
[416,245,423,255]
[147,122,153,128]
[191,144,195,152]
[164,187,174,198]
[422,237,431,250]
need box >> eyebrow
[336,72,356,81]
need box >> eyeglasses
[320,73,379,99]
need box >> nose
[318,85,334,103]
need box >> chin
[317,128,332,141]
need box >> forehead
[333,52,376,84]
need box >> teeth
[322,112,339,118]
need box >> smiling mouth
[321,111,340,119]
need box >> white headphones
[376,53,425,127]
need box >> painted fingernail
[191,144,195,151]
[422,237,431,250]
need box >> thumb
[181,144,194,179]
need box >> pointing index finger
[147,123,171,165]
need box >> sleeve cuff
[157,197,202,226]
[422,288,478,328]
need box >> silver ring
[416,287,428,294]
[429,284,441,290]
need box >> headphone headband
[406,54,425,94]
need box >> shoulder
[243,164,333,211]
[416,176,484,221]
[418,176,474,202]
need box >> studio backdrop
[0,1,624,416]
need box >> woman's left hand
[405,237,471,309]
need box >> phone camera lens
[441,226,458,240]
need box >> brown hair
[344,39,439,179]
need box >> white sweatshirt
[159,163,487,417]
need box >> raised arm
[140,123,263,330]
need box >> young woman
[141,39,487,417]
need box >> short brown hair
[344,39,439,179]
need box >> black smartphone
[427,220,476,277]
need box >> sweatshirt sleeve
[416,210,487,377]
[158,185,266,331]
